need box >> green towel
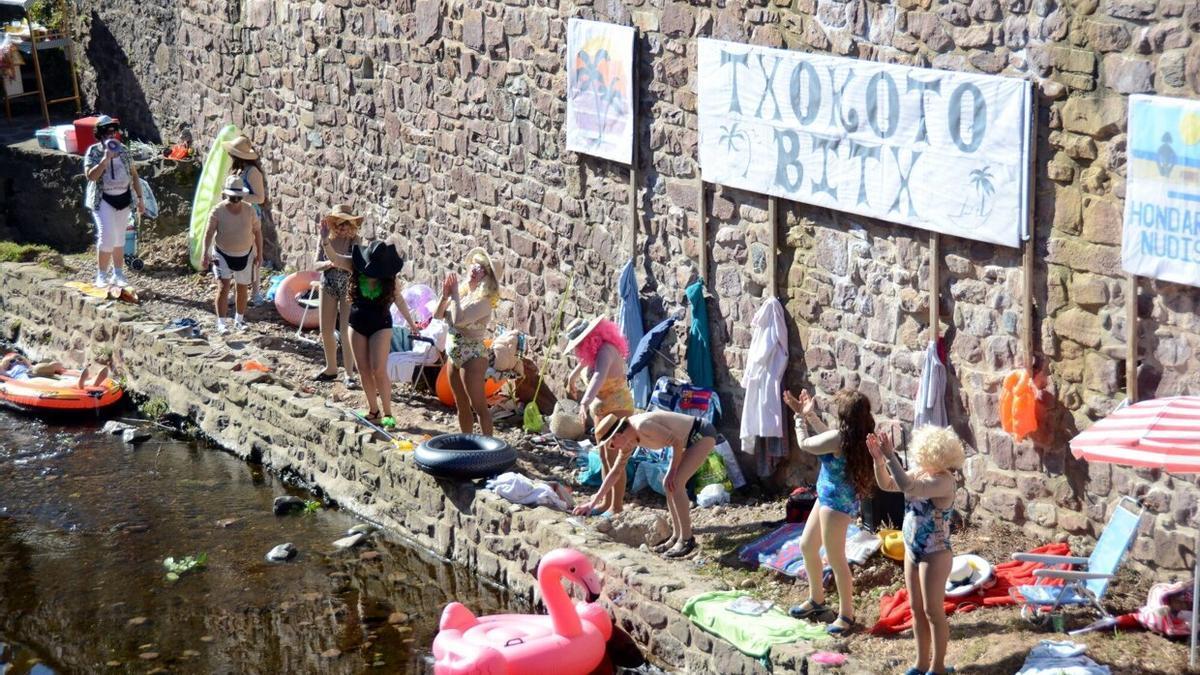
[681,591,826,659]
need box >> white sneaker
[112,269,128,287]
[234,317,248,332]
[94,272,108,288]
[216,319,230,335]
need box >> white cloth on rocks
[915,340,948,428]
[740,297,788,475]
[486,472,571,511]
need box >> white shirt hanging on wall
[740,296,788,444]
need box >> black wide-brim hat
[352,240,404,279]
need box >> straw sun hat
[326,204,364,227]
[465,247,503,282]
[222,135,259,161]
[561,316,605,355]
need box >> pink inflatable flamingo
[432,548,613,675]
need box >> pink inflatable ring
[275,271,321,329]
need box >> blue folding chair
[1010,496,1143,625]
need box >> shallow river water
[0,411,517,674]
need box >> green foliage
[0,242,52,263]
[26,0,66,31]
[139,396,169,420]
[303,499,322,515]
[163,552,207,581]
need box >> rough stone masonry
[60,0,1200,571]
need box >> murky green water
[0,412,516,674]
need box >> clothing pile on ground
[738,522,881,578]
[871,543,1071,634]
[486,472,574,512]
[1014,641,1110,675]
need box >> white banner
[1122,95,1200,288]
[566,19,635,165]
[697,39,1032,248]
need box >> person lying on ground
[785,388,876,635]
[572,411,717,558]
[201,176,263,335]
[0,354,109,389]
[562,316,634,514]
[868,425,963,675]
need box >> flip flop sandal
[359,410,381,423]
[903,669,924,675]
[662,537,696,558]
[825,615,858,635]
[313,371,338,382]
[788,599,828,620]
[651,538,677,553]
[925,668,955,675]
[343,376,359,390]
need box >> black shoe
[663,537,696,558]
[789,599,827,620]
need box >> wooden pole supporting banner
[697,177,708,284]
[1126,272,1138,404]
[767,196,779,297]
[929,232,940,341]
[627,29,639,265]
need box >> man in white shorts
[201,176,263,334]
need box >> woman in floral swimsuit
[869,425,964,675]
[434,248,502,436]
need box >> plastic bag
[696,483,730,507]
[630,451,670,496]
[689,450,733,493]
[713,436,746,489]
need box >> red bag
[786,486,816,524]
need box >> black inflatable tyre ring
[414,433,517,480]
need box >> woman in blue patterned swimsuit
[785,389,877,635]
[869,425,964,675]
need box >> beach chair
[1010,496,1143,625]
[387,319,448,392]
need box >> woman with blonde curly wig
[435,248,502,435]
[868,424,964,675]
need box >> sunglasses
[228,196,244,203]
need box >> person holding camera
[83,115,145,288]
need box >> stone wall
[61,0,1200,570]
[0,262,812,673]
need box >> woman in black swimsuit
[347,240,417,428]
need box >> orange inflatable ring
[275,271,321,329]
[435,362,504,407]
[0,365,123,412]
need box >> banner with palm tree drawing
[1122,94,1200,288]
[566,18,635,165]
[697,38,1032,248]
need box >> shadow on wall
[84,11,161,144]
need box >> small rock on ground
[266,543,297,562]
[122,428,152,444]
[333,533,366,549]
[273,495,305,516]
[348,523,378,536]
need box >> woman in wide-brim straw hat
[434,247,503,436]
[313,204,364,388]
[563,315,633,515]
[223,134,274,304]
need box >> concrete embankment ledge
[0,262,818,673]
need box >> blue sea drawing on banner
[570,38,628,149]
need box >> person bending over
[573,411,717,558]
[563,316,634,515]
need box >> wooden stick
[929,232,940,341]
[1126,272,1138,403]
[767,196,779,297]
[25,13,50,127]
[697,177,708,284]
[1022,94,1037,370]
[627,30,639,265]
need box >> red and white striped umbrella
[1070,396,1200,473]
